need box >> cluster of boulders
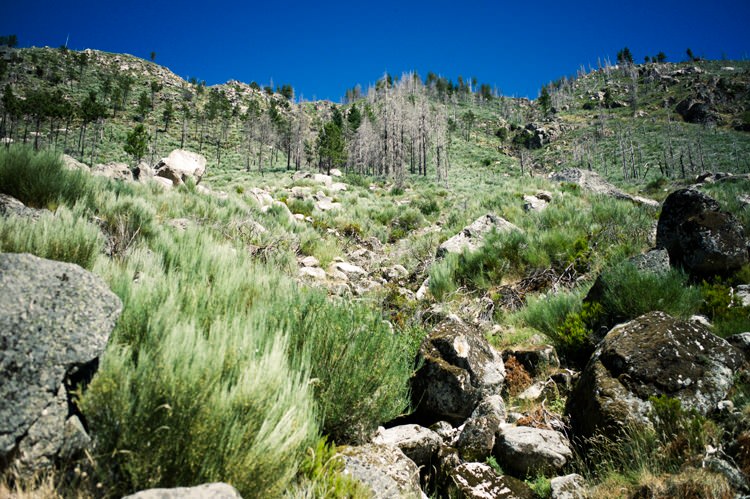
[335,319,584,498]
[63,149,220,194]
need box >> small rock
[330,168,343,177]
[122,483,242,499]
[339,444,422,499]
[300,256,320,267]
[92,162,132,181]
[299,267,327,281]
[550,473,587,499]
[448,463,535,499]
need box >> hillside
[1,45,750,499]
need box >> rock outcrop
[92,161,133,181]
[411,321,505,425]
[550,168,659,207]
[0,253,122,474]
[154,149,206,186]
[0,193,42,219]
[436,214,520,258]
[566,311,743,441]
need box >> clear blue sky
[3,0,749,101]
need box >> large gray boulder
[436,214,520,258]
[566,311,743,441]
[154,149,206,186]
[122,483,242,499]
[0,253,122,473]
[338,444,422,499]
[411,321,505,425]
[494,425,573,477]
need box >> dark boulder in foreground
[0,253,121,474]
[566,311,743,441]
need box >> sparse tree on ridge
[538,86,552,117]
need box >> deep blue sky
[3,0,749,101]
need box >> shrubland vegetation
[1,41,749,497]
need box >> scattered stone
[523,194,548,212]
[122,483,242,499]
[154,149,206,186]
[247,187,274,209]
[312,173,333,186]
[0,254,122,474]
[331,261,367,276]
[737,285,750,307]
[168,218,192,231]
[550,473,587,499]
[495,425,573,477]
[411,321,505,425]
[92,161,133,181]
[416,278,431,301]
[447,462,535,499]
[338,444,422,499]
[300,256,320,267]
[299,266,327,281]
[437,213,521,258]
[566,311,743,441]
[330,182,348,192]
[372,425,442,467]
[330,168,343,177]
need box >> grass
[0,146,92,209]
[0,205,104,269]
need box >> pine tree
[538,86,552,117]
[124,124,149,165]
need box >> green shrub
[700,280,750,337]
[594,263,702,328]
[285,437,372,498]
[520,288,586,345]
[98,196,157,256]
[266,292,413,444]
[412,195,440,217]
[428,254,459,300]
[0,206,104,269]
[287,198,314,217]
[0,146,91,209]
[81,321,317,498]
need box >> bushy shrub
[81,321,317,498]
[287,198,314,217]
[0,206,104,269]
[594,263,702,328]
[0,146,91,209]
